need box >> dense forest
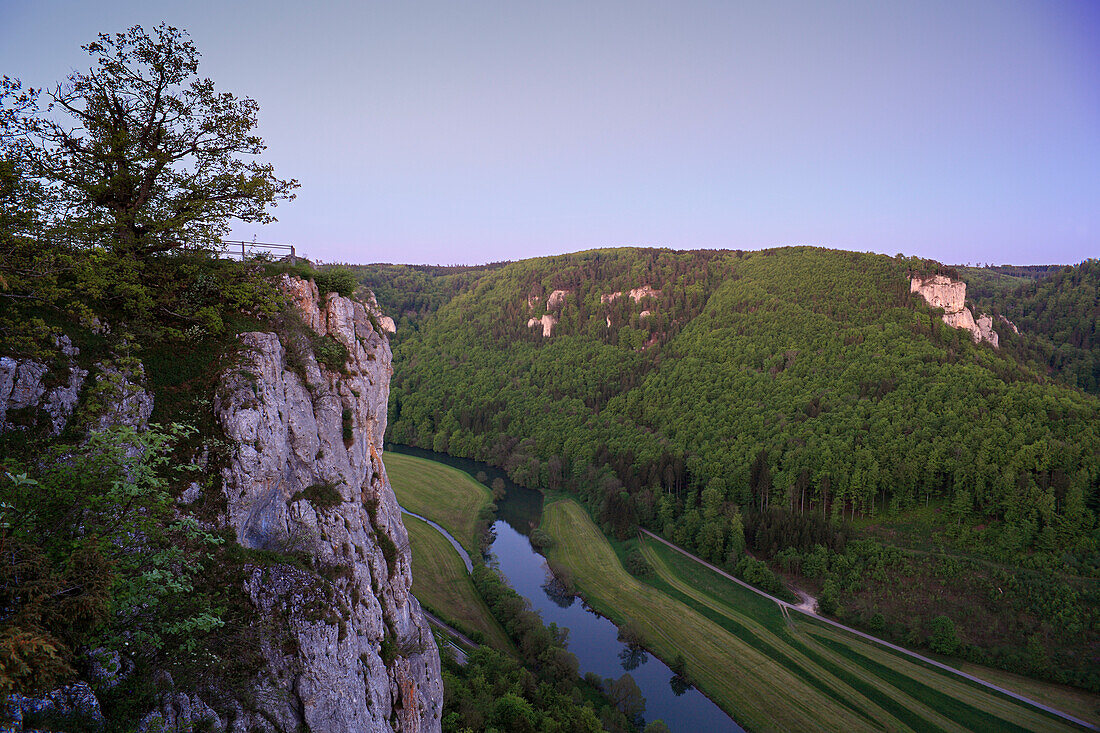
[361,246,1100,686]
[962,260,1099,395]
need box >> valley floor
[389,450,1099,732]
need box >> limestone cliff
[527,313,558,337]
[0,336,86,435]
[1,277,443,732]
[213,275,442,732]
[600,284,661,304]
[910,275,998,347]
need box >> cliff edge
[910,274,999,347]
[214,275,442,732]
[1,276,442,732]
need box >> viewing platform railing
[219,240,297,261]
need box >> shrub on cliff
[0,425,224,699]
[314,267,358,298]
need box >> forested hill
[367,246,1098,556]
[960,260,1100,395]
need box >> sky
[1,1,1097,266]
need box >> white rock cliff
[215,276,442,732]
[910,275,998,347]
[0,278,443,732]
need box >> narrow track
[639,528,1097,731]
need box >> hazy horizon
[328,243,1092,270]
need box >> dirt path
[792,587,817,614]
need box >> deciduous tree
[1,24,297,257]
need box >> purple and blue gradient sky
[2,1,1097,265]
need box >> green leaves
[0,424,224,696]
[2,24,298,257]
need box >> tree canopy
[0,23,297,256]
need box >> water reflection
[387,444,742,732]
[670,675,693,697]
[541,573,577,608]
[619,643,649,671]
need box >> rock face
[361,289,398,334]
[215,275,442,732]
[1,278,443,732]
[997,314,1020,335]
[527,314,558,337]
[910,275,998,347]
[909,275,966,311]
[0,336,87,435]
[628,284,660,302]
[976,314,999,348]
[600,284,661,304]
[546,289,570,310]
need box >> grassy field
[954,662,1100,729]
[404,515,513,652]
[385,451,491,554]
[542,499,874,732]
[542,497,1089,732]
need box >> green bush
[624,548,653,579]
[289,482,343,511]
[312,333,349,371]
[314,267,358,297]
[734,556,786,598]
[817,579,840,615]
[928,615,959,655]
[379,636,397,666]
[342,408,354,445]
[528,528,554,550]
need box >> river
[388,444,742,732]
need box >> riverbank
[389,447,1097,732]
[388,449,739,730]
[385,451,492,554]
[403,515,513,652]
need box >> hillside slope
[366,246,1100,687]
[383,247,1097,529]
[962,260,1100,395]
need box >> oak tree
[1,24,297,257]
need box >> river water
[388,444,742,732]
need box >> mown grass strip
[541,499,874,732]
[642,534,946,726]
[809,633,1033,733]
[799,622,1085,733]
[954,662,1100,729]
[640,539,927,731]
[385,451,491,554]
[640,535,1087,733]
[404,515,513,653]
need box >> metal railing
[219,240,297,261]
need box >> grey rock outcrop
[910,275,999,347]
[546,289,570,310]
[214,276,442,732]
[0,335,156,440]
[527,313,558,337]
[2,278,442,732]
[997,314,1020,335]
[600,284,661,304]
[976,313,999,349]
[5,682,104,730]
[0,336,87,435]
[89,358,154,434]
